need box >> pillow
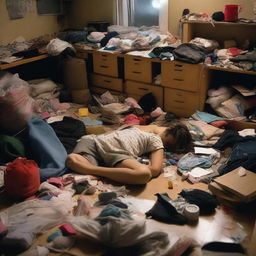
[30,79,58,97]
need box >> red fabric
[138,115,151,125]
[0,221,7,237]
[227,48,243,57]
[59,223,77,236]
[210,120,229,128]
[123,114,140,125]
[4,158,40,198]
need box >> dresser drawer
[125,80,163,108]
[164,88,200,117]
[93,51,118,77]
[124,56,152,83]
[90,73,123,92]
[161,61,201,92]
[76,50,88,59]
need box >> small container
[168,180,173,189]
[78,108,89,117]
[184,204,200,222]
[224,4,241,21]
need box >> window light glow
[152,0,161,9]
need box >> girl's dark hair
[165,123,193,153]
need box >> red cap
[5,158,40,198]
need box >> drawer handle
[103,80,111,83]
[173,78,184,81]
[138,88,149,91]
[101,54,107,57]
[174,100,185,103]
[100,65,108,68]
[133,58,141,62]
[174,69,183,72]
[175,64,183,67]
[132,71,142,74]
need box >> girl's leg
[66,153,151,185]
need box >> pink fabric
[47,177,64,189]
[0,89,35,132]
[50,98,70,112]
[123,114,140,125]
[125,97,142,110]
[59,223,77,236]
[150,107,165,118]
[39,112,51,119]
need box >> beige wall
[67,0,114,29]
[67,0,254,37]
[1,0,253,45]
[0,0,63,45]
[169,0,254,36]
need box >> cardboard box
[208,182,243,203]
[213,167,256,202]
[71,89,90,105]
[63,58,88,90]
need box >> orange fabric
[5,158,40,198]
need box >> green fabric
[0,134,26,162]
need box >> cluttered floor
[0,73,256,256]
[30,174,256,256]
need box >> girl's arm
[149,148,164,177]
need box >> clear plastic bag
[0,72,36,132]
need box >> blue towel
[194,111,225,123]
[27,118,68,181]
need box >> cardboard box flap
[213,167,256,201]
[208,182,244,203]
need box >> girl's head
[163,123,193,153]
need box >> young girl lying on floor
[66,124,192,185]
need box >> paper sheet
[6,0,25,19]
[194,147,218,155]
[188,167,213,178]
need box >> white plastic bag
[0,72,36,132]
[46,38,75,56]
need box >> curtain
[159,0,168,32]
[113,0,134,26]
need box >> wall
[67,0,114,29]
[0,0,63,45]
[67,0,254,38]
[169,0,254,36]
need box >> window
[36,0,62,15]
[133,0,159,27]
[113,0,169,31]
